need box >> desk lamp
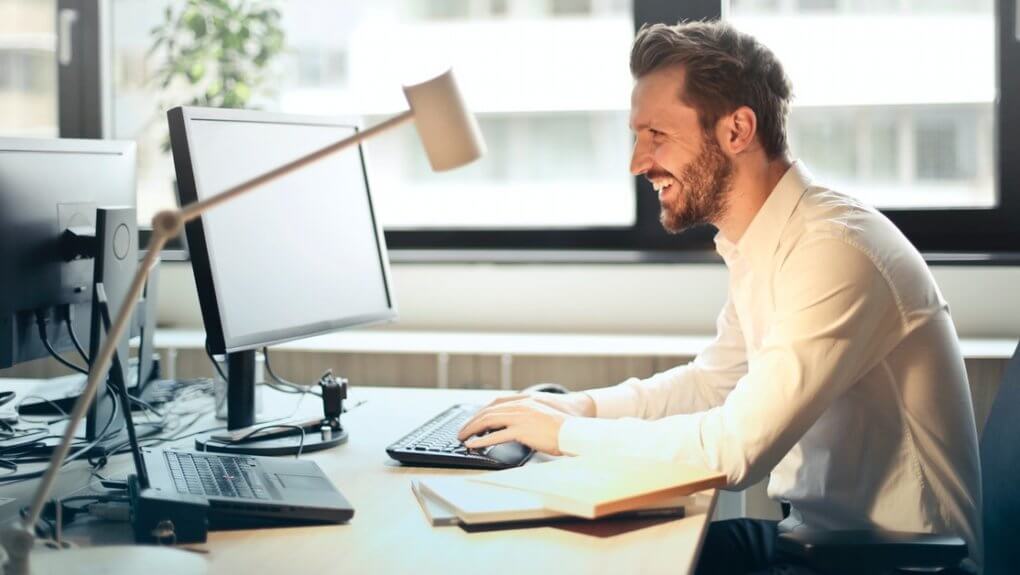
[0,69,485,575]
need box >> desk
[161,386,716,574]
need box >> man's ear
[719,106,758,155]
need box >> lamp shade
[402,69,486,171]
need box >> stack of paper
[411,455,724,527]
[412,476,688,527]
[472,455,726,519]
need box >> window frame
[69,0,1020,259]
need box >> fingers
[458,411,512,441]
[458,400,527,440]
[464,428,515,449]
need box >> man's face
[629,66,734,234]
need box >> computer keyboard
[165,450,272,499]
[386,404,534,470]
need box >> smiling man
[459,21,982,574]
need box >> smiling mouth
[651,178,676,199]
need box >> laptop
[98,286,354,527]
[141,447,354,526]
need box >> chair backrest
[979,341,1020,574]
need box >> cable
[263,347,321,396]
[87,381,219,462]
[35,311,88,375]
[64,305,89,365]
[15,394,71,424]
[129,395,163,418]
[204,340,229,382]
[233,423,306,459]
[0,389,121,485]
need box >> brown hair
[630,21,792,159]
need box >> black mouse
[521,382,569,394]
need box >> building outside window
[728,0,995,209]
[109,0,636,228]
[0,0,58,138]
[0,0,1006,254]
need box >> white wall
[157,261,1020,338]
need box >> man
[458,21,983,574]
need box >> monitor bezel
[168,106,397,355]
[0,136,136,367]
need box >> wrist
[570,392,596,417]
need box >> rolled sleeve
[584,380,642,419]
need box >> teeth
[651,179,674,192]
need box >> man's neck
[715,154,793,243]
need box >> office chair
[777,340,1020,574]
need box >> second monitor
[168,106,397,455]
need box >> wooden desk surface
[197,386,717,575]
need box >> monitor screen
[170,108,396,353]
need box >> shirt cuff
[558,416,624,457]
[584,378,642,419]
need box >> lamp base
[29,546,206,575]
[0,526,206,575]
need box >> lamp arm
[22,235,166,532]
[180,110,414,220]
[19,107,416,535]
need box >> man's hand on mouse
[456,391,596,455]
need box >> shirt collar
[714,160,813,266]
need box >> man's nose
[630,139,651,176]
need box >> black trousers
[695,519,820,575]
[694,519,972,575]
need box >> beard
[657,134,734,234]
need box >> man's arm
[585,293,749,420]
[558,238,907,488]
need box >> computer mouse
[522,382,569,394]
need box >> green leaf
[147,35,165,56]
[187,61,205,82]
[206,79,223,98]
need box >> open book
[470,455,726,519]
[412,475,687,526]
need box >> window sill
[151,248,1020,266]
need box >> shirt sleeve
[559,238,905,490]
[584,292,749,420]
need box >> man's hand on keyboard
[457,396,578,456]
[484,390,596,418]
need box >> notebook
[470,455,726,519]
[410,479,461,526]
[412,475,687,526]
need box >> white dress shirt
[559,161,983,568]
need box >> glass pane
[0,0,58,137]
[728,0,995,209]
[111,0,635,229]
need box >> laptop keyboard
[386,404,533,470]
[165,450,272,499]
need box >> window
[727,0,1017,253]
[0,0,57,137]
[5,0,1019,256]
[109,0,635,231]
[728,0,995,210]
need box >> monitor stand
[193,350,347,456]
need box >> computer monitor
[0,137,138,446]
[168,106,397,455]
